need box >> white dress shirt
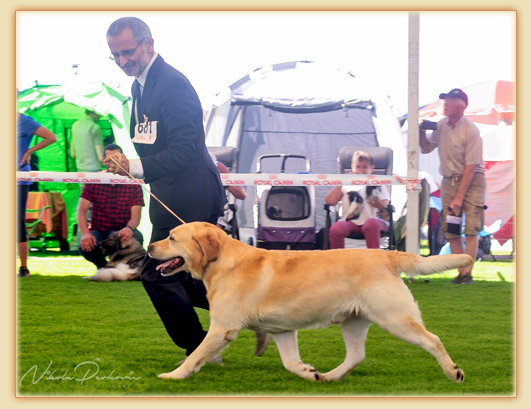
[129,52,159,178]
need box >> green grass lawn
[16,253,515,396]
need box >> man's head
[351,151,374,175]
[104,143,123,158]
[439,88,468,119]
[107,17,155,77]
[86,110,101,122]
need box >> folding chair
[208,146,238,172]
[208,146,241,240]
[393,178,431,252]
[26,205,52,237]
[323,146,395,250]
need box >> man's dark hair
[104,143,123,155]
[107,17,152,41]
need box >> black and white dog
[340,186,383,221]
[84,232,146,282]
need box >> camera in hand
[421,121,437,131]
[446,207,462,235]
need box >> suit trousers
[141,214,218,356]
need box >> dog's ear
[194,228,221,263]
[366,186,380,197]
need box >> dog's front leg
[272,331,323,381]
[158,327,239,380]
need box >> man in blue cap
[419,88,486,285]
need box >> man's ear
[194,228,221,263]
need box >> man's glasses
[109,40,145,62]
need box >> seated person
[325,150,390,249]
[208,152,247,232]
[77,144,145,267]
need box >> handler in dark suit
[103,17,248,359]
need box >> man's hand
[103,152,129,175]
[118,226,134,242]
[419,120,427,134]
[80,233,97,252]
[20,150,33,166]
[449,199,463,216]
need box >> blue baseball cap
[439,88,468,106]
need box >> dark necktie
[132,79,142,105]
[132,80,142,124]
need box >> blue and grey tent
[205,61,408,234]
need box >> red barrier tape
[17,171,421,190]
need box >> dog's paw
[300,364,323,382]
[158,370,187,380]
[452,365,465,383]
[158,372,175,380]
[310,369,324,382]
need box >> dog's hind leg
[361,280,464,383]
[321,317,373,381]
[158,326,239,380]
[383,318,464,383]
[372,311,464,383]
[272,331,323,381]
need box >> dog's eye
[169,235,174,241]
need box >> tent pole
[406,12,420,255]
[64,125,71,172]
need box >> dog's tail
[83,263,140,282]
[391,251,473,277]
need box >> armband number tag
[132,121,158,144]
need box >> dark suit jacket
[130,55,226,230]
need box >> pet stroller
[254,154,316,250]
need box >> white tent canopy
[205,61,408,231]
[482,123,515,162]
[482,123,515,239]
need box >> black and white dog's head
[341,186,382,221]
[365,186,380,198]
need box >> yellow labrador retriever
[148,222,472,383]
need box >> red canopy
[484,160,515,245]
[419,80,515,126]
